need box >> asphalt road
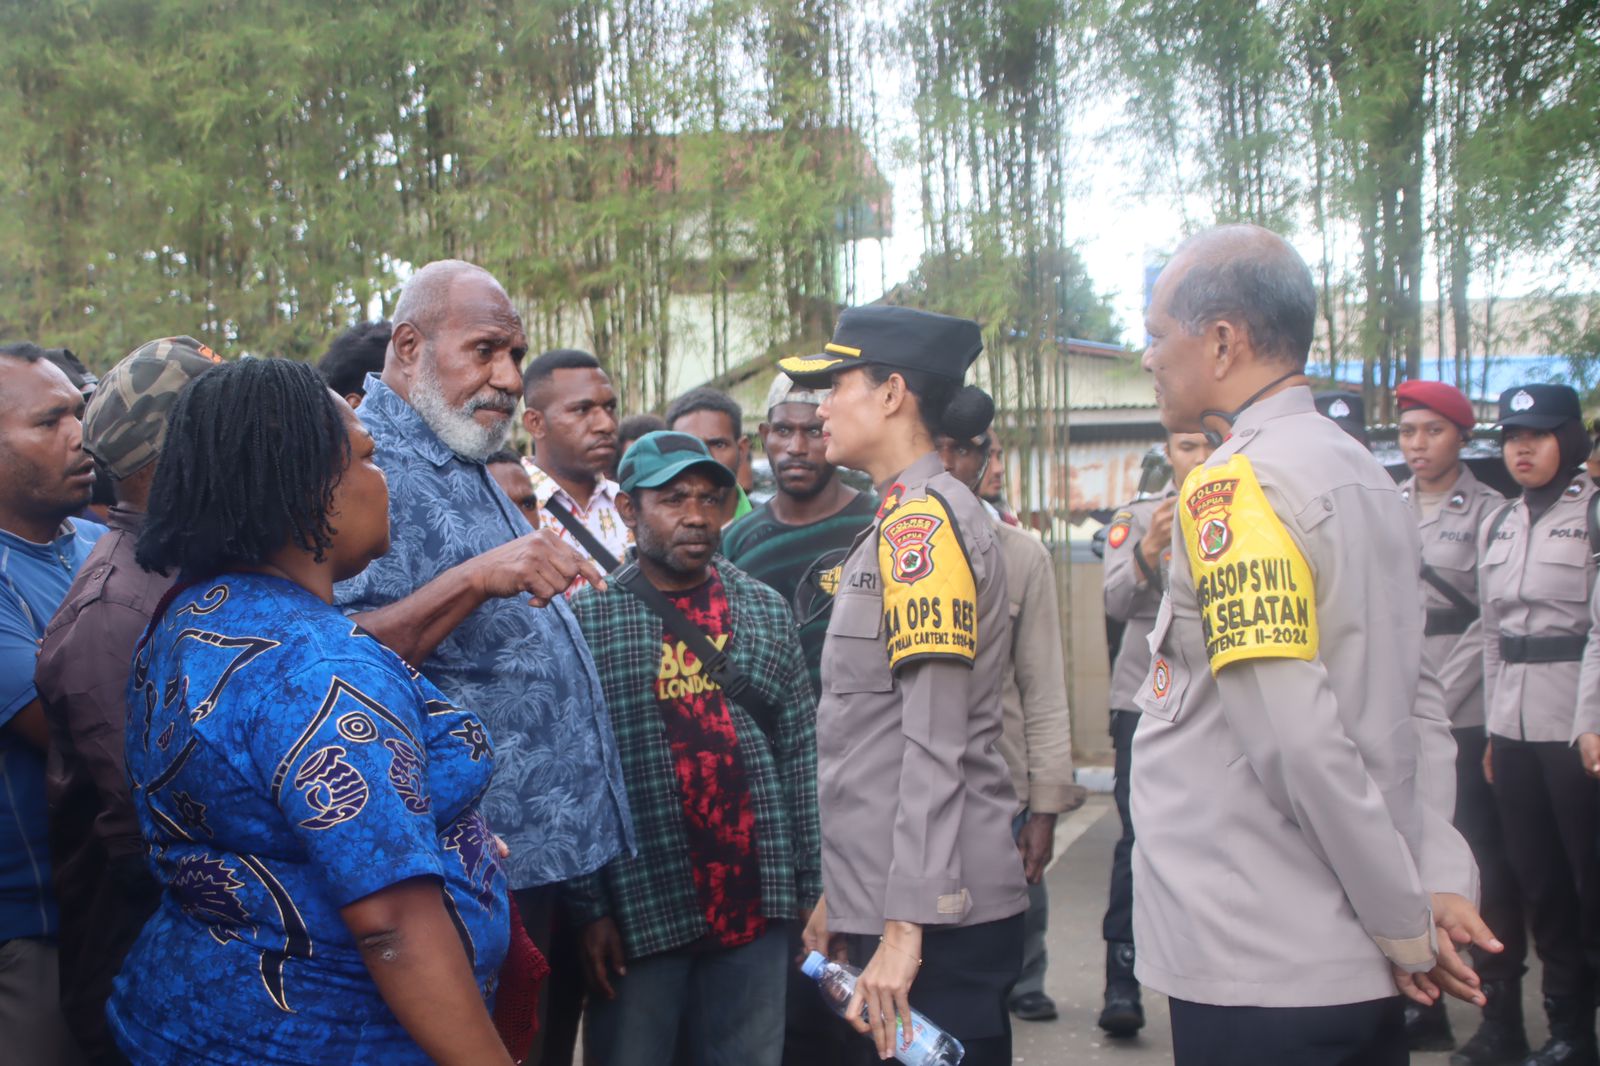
[1011,794,1542,1065]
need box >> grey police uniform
[1478,471,1600,1006]
[1132,386,1474,1013]
[817,451,1027,934]
[1480,474,1599,742]
[1098,493,1170,962]
[1400,465,1527,996]
[1103,495,1172,713]
[1403,466,1504,729]
[783,305,1028,1065]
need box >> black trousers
[1491,735,1600,999]
[1169,996,1406,1066]
[781,923,854,1066]
[1102,709,1138,946]
[513,884,589,1066]
[839,914,1024,1066]
[1452,727,1527,982]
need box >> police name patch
[879,491,978,670]
[1180,454,1319,672]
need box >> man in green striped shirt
[723,373,876,725]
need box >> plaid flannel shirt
[566,557,822,960]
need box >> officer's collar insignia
[1511,389,1535,412]
[1566,480,1584,498]
[1328,398,1351,419]
[877,482,905,519]
[1401,487,1412,501]
[1450,492,1466,508]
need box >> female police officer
[1394,380,1526,1062]
[790,306,1028,1066]
[1478,383,1600,1066]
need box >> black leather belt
[1425,607,1476,637]
[1499,633,1588,664]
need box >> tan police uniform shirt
[1132,386,1456,1008]
[1401,465,1505,730]
[817,452,1028,934]
[1478,474,1598,743]
[993,520,1083,817]
[1102,495,1172,712]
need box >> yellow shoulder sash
[878,491,978,670]
[1179,454,1318,672]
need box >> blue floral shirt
[109,574,508,1064]
[335,377,634,889]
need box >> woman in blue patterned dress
[108,358,513,1064]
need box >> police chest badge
[1150,657,1172,699]
[1179,454,1319,673]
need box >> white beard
[410,356,514,462]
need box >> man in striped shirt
[723,373,877,698]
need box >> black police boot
[1097,941,1144,1038]
[1451,979,1529,1066]
[1408,994,1456,1051]
[1520,995,1599,1066]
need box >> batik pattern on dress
[109,573,508,1065]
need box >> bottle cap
[800,951,826,978]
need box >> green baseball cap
[617,431,736,495]
[83,336,223,479]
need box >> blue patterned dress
[109,574,508,1064]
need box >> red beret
[1396,380,1475,431]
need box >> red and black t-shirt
[654,569,765,948]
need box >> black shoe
[1521,995,1599,1066]
[1452,979,1529,1066]
[1407,996,1456,1051]
[1009,991,1058,1022]
[1098,942,1144,1038]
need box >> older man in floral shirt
[333,262,635,1052]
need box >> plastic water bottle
[800,951,965,1065]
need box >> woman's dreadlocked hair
[136,358,349,576]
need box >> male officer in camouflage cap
[34,335,220,1062]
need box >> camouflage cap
[83,336,223,479]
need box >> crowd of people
[2,228,1597,1066]
[0,259,1075,1066]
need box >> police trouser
[1101,709,1138,947]
[842,914,1024,1066]
[1490,735,1600,1000]
[1452,727,1527,983]
[1168,996,1406,1066]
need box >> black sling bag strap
[1418,564,1479,619]
[543,497,781,747]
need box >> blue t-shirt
[109,574,509,1065]
[0,518,105,940]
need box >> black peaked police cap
[779,305,983,389]
[1497,383,1582,431]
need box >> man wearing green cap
[34,335,221,1063]
[566,431,820,1066]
